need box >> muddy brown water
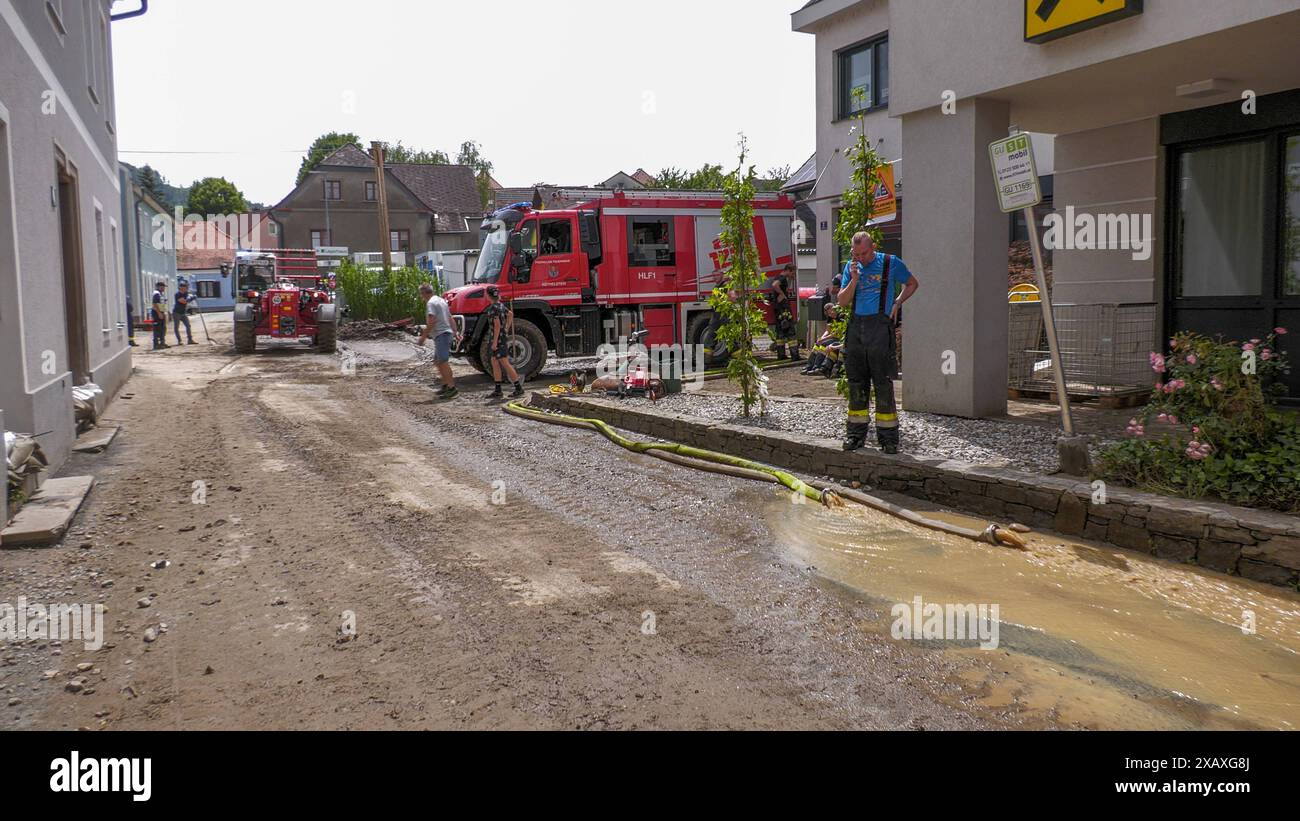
[768,497,1300,730]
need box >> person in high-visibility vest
[837,232,920,455]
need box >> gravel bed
[640,392,1110,474]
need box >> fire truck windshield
[473,227,508,283]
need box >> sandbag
[72,383,104,430]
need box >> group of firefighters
[126,279,202,350]
[416,231,920,455]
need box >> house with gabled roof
[268,144,483,259]
[599,169,657,190]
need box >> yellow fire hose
[504,400,826,504]
[503,400,1028,550]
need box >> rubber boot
[843,427,869,452]
[878,427,900,456]
[844,374,871,452]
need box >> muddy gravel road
[7,320,1299,732]
[2,316,1052,731]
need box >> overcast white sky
[111,0,815,205]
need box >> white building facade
[0,0,133,469]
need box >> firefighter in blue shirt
[837,232,920,454]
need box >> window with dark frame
[628,217,674,267]
[1162,105,1300,403]
[837,35,889,119]
[1173,139,1268,299]
[539,219,572,256]
[390,230,411,253]
[196,280,221,299]
[365,181,377,202]
[324,180,342,201]
[310,229,330,248]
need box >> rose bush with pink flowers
[1097,329,1299,511]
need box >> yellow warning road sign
[1025,0,1143,44]
[868,164,897,225]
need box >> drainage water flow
[769,498,1300,730]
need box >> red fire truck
[230,248,339,354]
[445,190,796,379]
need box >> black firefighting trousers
[768,303,799,358]
[844,312,899,446]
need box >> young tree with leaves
[711,136,769,418]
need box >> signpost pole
[991,128,1084,471]
[1024,201,1075,436]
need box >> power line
[118,149,309,155]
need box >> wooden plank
[1,476,95,548]
[73,425,119,454]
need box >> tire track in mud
[237,368,865,729]
[344,365,1016,730]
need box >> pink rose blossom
[1185,440,1213,461]
[1186,354,1198,365]
[1275,327,1288,335]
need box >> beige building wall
[888,0,1300,127]
[1051,118,1163,306]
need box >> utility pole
[370,141,393,272]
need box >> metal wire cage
[1008,303,1158,398]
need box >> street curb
[535,393,1300,591]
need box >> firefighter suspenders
[878,255,893,316]
[875,254,900,431]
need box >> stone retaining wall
[535,394,1300,591]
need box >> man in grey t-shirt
[417,284,458,400]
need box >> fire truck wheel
[687,313,729,369]
[234,321,256,354]
[316,305,339,353]
[481,318,547,381]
